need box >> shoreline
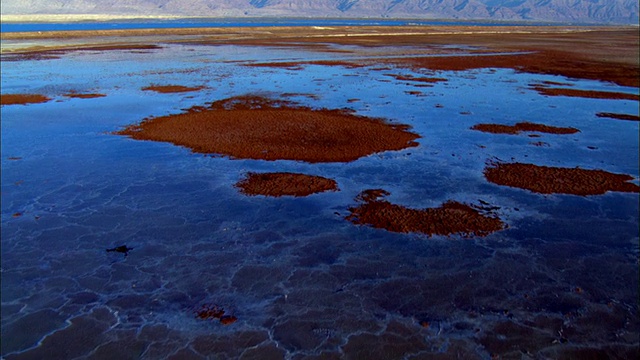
[2,25,638,87]
[2,24,633,39]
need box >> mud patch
[115,95,420,163]
[471,122,579,135]
[596,112,640,121]
[236,172,338,197]
[64,93,106,99]
[346,189,504,237]
[530,86,639,101]
[484,162,640,196]
[385,74,448,83]
[1,44,162,62]
[1,94,51,106]
[195,304,237,326]
[142,85,204,93]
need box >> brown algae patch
[471,122,579,135]
[531,86,639,101]
[142,85,205,93]
[115,95,420,163]
[346,189,504,237]
[484,162,640,196]
[236,172,338,197]
[1,94,51,106]
[596,112,640,121]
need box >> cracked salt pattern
[1,43,638,359]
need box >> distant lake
[0,17,561,33]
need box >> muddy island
[347,189,504,237]
[115,95,420,163]
[1,94,51,106]
[142,85,205,93]
[471,122,579,135]
[484,162,640,196]
[236,172,338,197]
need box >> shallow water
[0,18,562,33]
[1,42,639,359]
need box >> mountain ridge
[2,0,638,24]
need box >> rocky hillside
[2,0,638,24]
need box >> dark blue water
[0,17,560,33]
[2,38,636,359]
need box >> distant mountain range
[2,0,639,24]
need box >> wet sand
[471,122,579,135]
[484,162,640,196]
[347,189,504,237]
[235,172,338,197]
[1,94,51,106]
[115,95,420,163]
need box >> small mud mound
[115,95,420,163]
[142,85,205,93]
[471,122,579,135]
[64,93,106,99]
[596,112,640,121]
[346,189,504,237]
[530,85,639,101]
[484,162,640,196]
[195,304,237,325]
[236,172,338,197]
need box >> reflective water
[1,43,638,359]
[0,18,561,33]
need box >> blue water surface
[0,17,562,33]
[1,39,638,359]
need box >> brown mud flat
[235,172,338,197]
[471,122,579,135]
[64,93,106,99]
[142,85,205,93]
[3,26,637,87]
[1,94,51,106]
[530,85,639,101]
[596,112,640,121]
[247,32,638,87]
[115,95,420,163]
[390,50,638,88]
[346,189,504,237]
[211,27,638,88]
[484,162,640,196]
[1,44,162,62]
